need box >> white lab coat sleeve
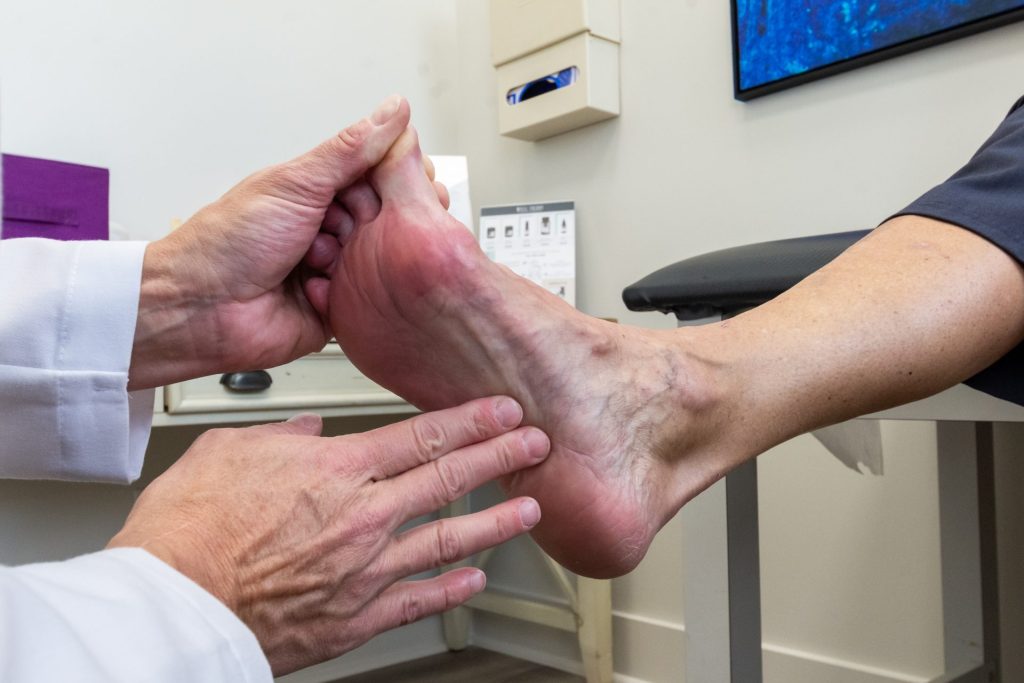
[0,238,155,482]
[0,548,272,683]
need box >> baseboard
[473,605,937,683]
[472,608,684,683]
[763,642,933,683]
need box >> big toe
[370,126,437,206]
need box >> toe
[370,126,438,206]
[322,201,355,242]
[339,180,382,226]
[303,232,341,272]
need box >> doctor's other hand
[127,95,416,390]
[107,397,549,676]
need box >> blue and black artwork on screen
[733,0,1024,100]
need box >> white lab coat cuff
[0,240,153,482]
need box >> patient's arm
[699,214,1024,460]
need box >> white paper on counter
[430,155,473,230]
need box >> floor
[332,647,585,683]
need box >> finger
[379,497,540,579]
[390,427,549,520]
[353,567,485,638]
[423,154,436,182]
[347,397,524,480]
[434,181,450,210]
[288,95,411,197]
[321,201,356,241]
[369,127,438,206]
[250,413,325,437]
[338,179,382,226]
[302,233,341,272]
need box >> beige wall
[451,1,1024,682]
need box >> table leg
[683,459,762,683]
[577,577,614,683]
[932,422,1000,683]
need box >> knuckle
[399,594,424,626]
[411,418,447,464]
[335,120,370,154]
[471,408,494,440]
[442,581,462,611]
[493,436,523,474]
[493,509,515,541]
[434,524,463,565]
[348,501,393,541]
[432,459,467,502]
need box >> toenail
[519,499,541,528]
[495,398,523,429]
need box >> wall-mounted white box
[491,0,621,67]
[492,0,620,142]
[496,33,619,141]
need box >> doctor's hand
[108,396,548,676]
[127,95,441,390]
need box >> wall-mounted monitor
[732,1,1024,101]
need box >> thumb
[291,95,412,195]
[260,412,325,437]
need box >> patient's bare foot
[329,130,735,577]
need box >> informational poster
[478,201,576,306]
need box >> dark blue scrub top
[896,95,1024,405]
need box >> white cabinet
[156,343,415,427]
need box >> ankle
[647,325,757,511]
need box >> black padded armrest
[622,230,870,320]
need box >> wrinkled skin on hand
[109,397,549,675]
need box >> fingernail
[522,429,550,459]
[495,398,523,429]
[469,570,486,592]
[371,94,402,125]
[519,499,541,528]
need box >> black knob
[219,370,273,393]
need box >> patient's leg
[329,128,1024,578]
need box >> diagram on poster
[478,201,576,306]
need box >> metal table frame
[683,384,1015,683]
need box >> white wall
[451,1,1024,682]
[0,0,462,241]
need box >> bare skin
[110,398,549,676]
[129,95,445,389]
[326,124,1024,578]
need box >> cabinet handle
[219,370,273,393]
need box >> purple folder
[1,154,109,241]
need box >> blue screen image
[736,0,1024,92]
